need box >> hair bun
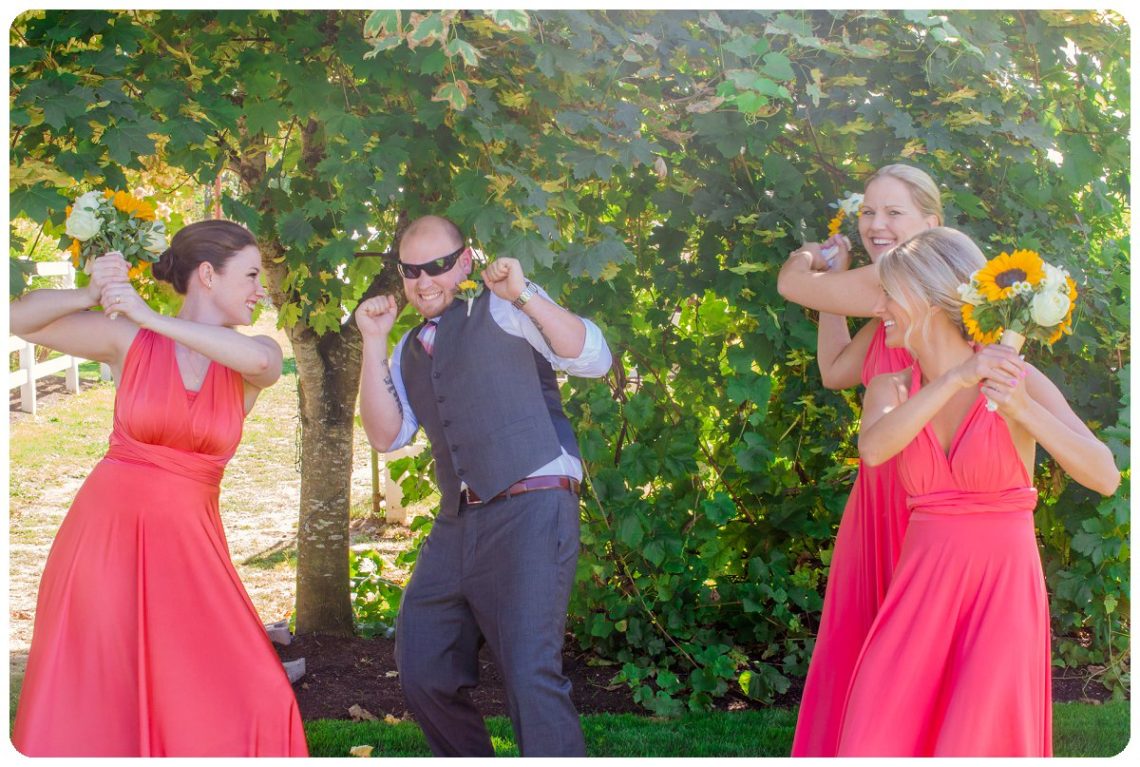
[152,247,176,284]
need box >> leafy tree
[10,9,1128,704]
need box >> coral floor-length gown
[837,363,1050,756]
[791,322,913,756]
[12,329,308,757]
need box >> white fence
[8,261,108,415]
[372,442,427,525]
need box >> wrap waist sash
[907,487,1038,520]
[105,433,225,487]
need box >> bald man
[356,215,611,756]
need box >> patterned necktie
[418,319,438,356]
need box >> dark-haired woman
[11,220,308,756]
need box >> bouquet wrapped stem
[987,329,1026,411]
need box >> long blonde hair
[878,227,986,352]
[866,164,944,225]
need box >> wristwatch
[513,280,539,309]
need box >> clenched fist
[100,280,155,325]
[86,251,130,306]
[356,294,399,338]
[481,257,526,303]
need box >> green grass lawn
[302,702,1130,757]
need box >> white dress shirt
[385,284,612,481]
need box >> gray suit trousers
[394,487,586,757]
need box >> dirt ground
[275,630,1115,721]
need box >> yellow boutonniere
[457,278,483,316]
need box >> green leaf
[9,46,46,68]
[502,232,556,270]
[10,184,69,222]
[419,49,448,76]
[565,148,617,181]
[642,540,666,567]
[701,493,737,525]
[617,511,645,548]
[732,91,770,115]
[363,35,403,59]
[244,99,283,136]
[432,81,469,111]
[723,33,769,59]
[701,11,731,33]
[363,9,402,39]
[760,52,795,81]
[277,209,315,246]
[9,258,36,297]
[490,10,530,32]
[444,37,482,67]
[407,12,446,48]
[101,121,157,164]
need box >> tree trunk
[288,321,361,636]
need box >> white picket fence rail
[8,261,109,415]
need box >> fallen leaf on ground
[349,744,374,757]
[348,704,378,721]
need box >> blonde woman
[835,227,1118,755]
[778,164,941,756]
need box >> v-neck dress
[13,329,307,757]
[792,322,913,756]
[836,362,1050,756]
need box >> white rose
[65,206,102,241]
[143,226,168,254]
[73,190,103,212]
[1040,263,1067,292]
[957,280,985,306]
[1030,288,1070,327]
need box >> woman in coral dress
[836,228,1119,756]
[777,164,942,756]
[11,221,308,756]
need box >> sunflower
[974,249,1045,302]
[827,208,846,237]
[1046,276,1079,344]
[961,304,1002,345]
[457,279,478,291]
[109,190,157,221]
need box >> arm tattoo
[380,358,404,417]
[529,316,555,350]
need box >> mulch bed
[276,633,1118,722]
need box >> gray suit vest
[400,291,581,515]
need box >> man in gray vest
[356,215,611,756]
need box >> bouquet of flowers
[64,188,168,274]
[957,248,1078,410]
[821,191,863,267]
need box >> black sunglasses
[398,246,465,279]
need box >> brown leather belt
[462,475,580,506]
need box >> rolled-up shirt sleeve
[489,286,612,378]
[384,332,421,451]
